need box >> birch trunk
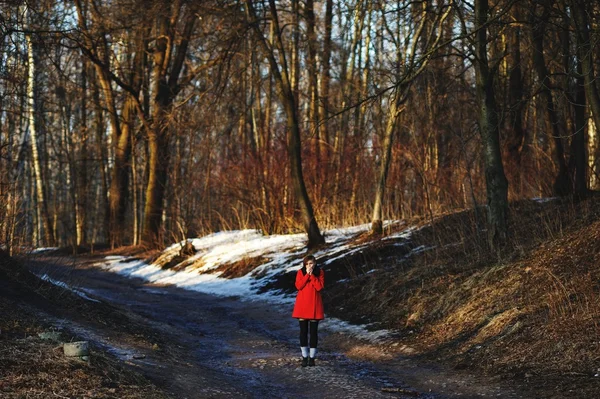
[25,13,54,247]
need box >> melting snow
[31,247,59,254]
[98,223,420,342]
[38,273,101,303]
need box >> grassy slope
[3,196,599,396]
[322,197,600,394]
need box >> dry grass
[0,295,168,399]
[0,251,169,399]
[323,196,600,394]
[213,256,268,278]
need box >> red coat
[292,267,325,320]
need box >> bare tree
[245,0,325,248]
[141,0,198,246]
[73,0,144,247]
[571,0,600,191]
[371,0,453,234]
[473,0,509,244]
[530,1,571,196]
[24,4,54,247]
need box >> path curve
[25,255,523,399]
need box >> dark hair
[302,255,316,266]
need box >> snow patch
[38,274,101,303]
[31,247,59,254]
[323,318,393,342]
[97,223,418,342]
[532,197,557,203]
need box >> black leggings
[299,320,319,348]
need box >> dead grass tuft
[213,256,268,278]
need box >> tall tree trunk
[246,0,325,248]
[142,15,171,246]
[24,12,54,247]
[305,0,320,178]
[333,1,365,214]
[531,4,571,196]
[143,130,170,245]
[109,95,135,247]
[370,0,451,233]
[371,92,403,234]
[91,68,110,245]
[76,58,88,247]
[571,0,600,134]
[505,4,525,183]
[142,7,195,246]
[58,74,78,251]
[474,0,509,245]
[132,124,139,246]
[318,0,333,192]
[571,0,600,190]
[350,4,373,213]
[571,58,588,197]
[74,0,136,247]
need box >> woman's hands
[306,260,315,275]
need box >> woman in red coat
[292,255,325,367]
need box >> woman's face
[306,260,315,270]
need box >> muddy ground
[2,253,546,399]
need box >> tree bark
[142,6,196,246]
[76,58,89,247]
[474,0,509,245]
[530,4,571,196]
[570,58,588,197]
[505,4,525,179]
[25,9,54,247]
[318,0,334,190]
[245,0,325,248]
[571,0,600,134]
[571,0,600,190]
[305,0,320,173]
[73,0,140,247]
[371,92,403,234]
[90,67,110,245]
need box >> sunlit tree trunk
[76,58,89,247]
[246,0,325,248]
[142,6,196,246]
[90,67,109,245]
[24,8,54,247]
[571,0,600,191]
[371,93,403,234]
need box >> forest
[1,0,599,252]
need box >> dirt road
[23,255,525,399]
